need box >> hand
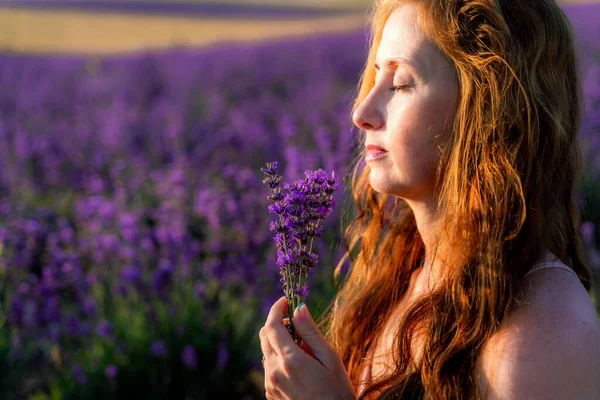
[259,296,356,400]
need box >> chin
[368,175,405,197]
[369,175,429,201]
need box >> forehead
[376,4,431,71]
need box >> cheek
[388,112,439,158]
[420,94,457,134]
[388,97,453,169]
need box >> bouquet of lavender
[261,162,338,346]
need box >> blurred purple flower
[152,260,174,293]
[150,340,168,358]
[43,296,61,324]
[49,324,61,342]
[88,176,106,193]
[119,212,138,242]
[141,237,154,252]
[98,202,115,220]
[98,234,119,252]
[181,345,197,369]
[113,282,129,297]
[72,364,87,385]
[105,364,118,380]
[11,332,21,351]
[193,281,207,299]
[10,296,24,325]
[96,320,114,338]
[119,246,137,261]
[581,221,595,245]
[79,321,92,337]
[65,315,80,336]
[217,342,229,369]
[121,264,142,284]
[86,273,98,286]
[82,297,97,315]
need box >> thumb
[293,303,332,370]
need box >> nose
[352,98,384,131]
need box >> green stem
[302,219,321,305]
[279,215,291,304]
[308,219,321,255]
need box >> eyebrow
[373,56,418,72]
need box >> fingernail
[296,303,305,316]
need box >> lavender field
[0,4,599,399]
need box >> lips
[366,144,388,153]
[365,144,389,162]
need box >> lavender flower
[121,264,142,285]
[72,364,87,385]
[581,221,595,245]
[152,261,174,294]
[181,345,198,369]
[150,340,168,358]
[81,297,97,316]
[105,364,118,380]
[216,341,229,369]
[262,161,338,345]
[96,320,114,339]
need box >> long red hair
[319,0,591,398]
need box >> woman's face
[352,3,459,202]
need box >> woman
[259,0,600,398]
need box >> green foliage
[27,276,264,399]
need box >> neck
[404,197,447,296]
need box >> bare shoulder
[476,267,600,399]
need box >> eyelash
[390,85,410,93]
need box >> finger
[264,322,297,357]
[260,326,278,358]
[300,341,316,358]
[284,318,316,358]
[293,303,334,370]
[264,297,299,356]
[266,296,288,326]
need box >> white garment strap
[524,261,579,279]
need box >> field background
[0,0,594,54]
[0,1,599,399]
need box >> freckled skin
[353,3,459,202]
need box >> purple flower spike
[150,339,168,358]
[581,221,595,245]
[217,342,229,369]
[261,161,338,346]
[260,161,279,176]
[105,364,118,380]
[82,297,97,315]
[182,345,198,369]
[72,364,87,385]
[121,264,142,284]
[300,285,309,297]
[96,320,114,338]
[152,261,174,294]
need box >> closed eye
[389,84,411,93]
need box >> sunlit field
[0,2,366,54]
[0,1,598,398]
